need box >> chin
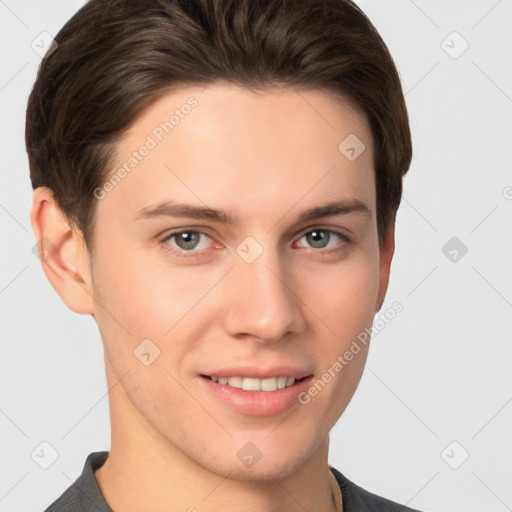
[196,439,318,482]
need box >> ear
[30,187,95,315]
[375,218,395,312]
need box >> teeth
[210,376,297,391]
[228,376,243,388]
[261,377,279,391]
[242,377,262,391]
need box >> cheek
[300,251,379,337]
[93,246,210,326]
[91,250,222,368]
[302,261,377,426]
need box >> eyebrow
[134,198,372,225]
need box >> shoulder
[43,451,111,512]
[329,466,423,512]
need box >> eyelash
[158,228,351,259]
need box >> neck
[95,445,336,512]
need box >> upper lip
[200,366,314,380]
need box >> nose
[223,247,306,343]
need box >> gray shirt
[43,451,422,512]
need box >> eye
[295,228,350,251]
[159,227,351,260]
[160,230,214,256]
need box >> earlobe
[30,187,95,315]
[375,218,396,312]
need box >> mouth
[199,374,310,392]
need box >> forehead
[97,82,375,226]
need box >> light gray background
[1,1,511,511]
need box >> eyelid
[159,228,216,249]
[296,224,352,240]
[294,227,351,249]
[159,225,351,258]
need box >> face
[86,83,389,480]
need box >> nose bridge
[224,240,306,342]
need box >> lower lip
[198,375,314,416]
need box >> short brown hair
[26,0,412,253]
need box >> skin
[31,82,394,512]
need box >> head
[27,0,411,480]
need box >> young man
[26,0,417,510]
